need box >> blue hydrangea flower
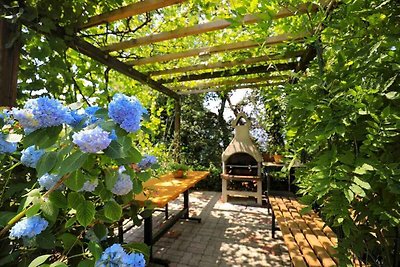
[0,134,17,154]
[108,94,146,133]
[137,155,157,170]
[123,252,146,267]
[12,96,71,131]
[95,244,127,267]
[79,179,98,192]
[95,244,146,267]
[67,110,85,127]
[110,129,117,140]
[83,106,100,126]
[38,173,61,190]
[9,215,48,239]
[111,172,133,196]
[21,146,45,168]
[72,126,112,153]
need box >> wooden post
[173,96,181,163]
[0,19,20,107]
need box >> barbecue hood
[221,113,262,163]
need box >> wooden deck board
[269,195,339,267]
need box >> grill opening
[225,153,258,176]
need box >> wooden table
[130,171,209,266]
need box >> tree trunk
[0,19,20,107]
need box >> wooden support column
[0,19,20,107]
[173,96,181,163]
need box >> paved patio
[124,191,290,266]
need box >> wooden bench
[269,195,338,267]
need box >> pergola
[0,0,335,156]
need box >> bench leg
[165,203,169,220]
[118,219,124,243]
[272,211,276,239]
[256,180,262,205]
[144,213,170,266]
[221,178,228,202]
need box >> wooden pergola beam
[171,75,288,91]
[179,81,286,95]
[148,50,305,76]
[102,2,323,52]
[157,62,296,83]
[70,38,180,99]
[21,17,180,99]
[80,0,186,29]
[127,32,309,66]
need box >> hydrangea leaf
[41,201,59,223]
[25,203,41,217]
[28,254,52,267]
[88,241,103,261]
[77,260,95,267]
[23,126,62,149]
[64,171,85,191]
[104,140,126,159]
[132,179,143,194]
[93,224,107,241]
[104,200,122,221]
[58,151,88,176]
[49,262,68,267]
[105,169,118,191]
[37,231,56,249]
[36,151,58,178]
[59,233,80,251]
[65,216,76,229]
[76,200,95,227]
[48,191,67,209]
[67,192,85,209]
[136,171,151,182]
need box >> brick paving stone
[125,191,290,267]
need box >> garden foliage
[0,94,156,266]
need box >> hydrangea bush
[0,94,158,266]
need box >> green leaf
[28,254,52,267]
[65,216,76,228]
[354,163,374,175]
[76,200,95,227]
[49,191,67,209]
[344,189,354,202]
[88,241,103,261]
[105,169,118,191]
[36,151,58,178]
[64,171,85,191]
[350,184,366,197]
[77,260,94,267]
[24,126,62,149]
[353,177,371,190]
[137,171,151,182]
[50,262,68,267]
[132,179,143,194]
[58,151,88,176]
[104,140,126,159]
[59,233,79,251]
[93,224,108,241]
[0,211,16,227]
[37,231,56,249]
[26,203,41,217]
[41,201,59,223]
[104,200,122,221]
[67,192,85,209]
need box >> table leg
[165,203,169,220]
[272,211,276,239]
[182,190,201,223]
[118,219,124,243]
[144,213,170,266]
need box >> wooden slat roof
[23,0,336,97]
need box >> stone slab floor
[124,191,291,267]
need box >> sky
[204,88,251,121]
